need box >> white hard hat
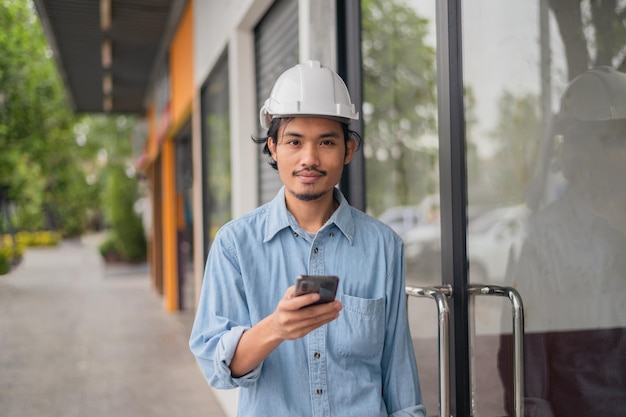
[259,60,359,129]
[557,66,626,129]
[527,66,626,211]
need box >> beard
[289,189,328,202]
[289,167,329,201]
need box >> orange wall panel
[161,140,179,312]
[145,104,159,162]
[169,1,194,128]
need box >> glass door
[362,0,626,416]
[360,0,442,414]
[462,0,626,416]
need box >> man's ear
[344,138,357,165]
[267,137,277,161]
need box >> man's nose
[301,144,320,166]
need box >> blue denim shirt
[189,187,425,417]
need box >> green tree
[0,1,138,239]
[361,0,438,215]
[72,114,137,230]
[482,91,542,204]
[0,0,81,235]
[548,0,626,79]
[475,3,626,208]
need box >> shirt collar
[263,186,355,244]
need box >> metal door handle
[469,284,525,417]
[406,285,453,417]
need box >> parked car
[378,205,424,237]
[378,194,441,237]
[403,223,442,285]
[466,205,528,283]
[403,204,528,284]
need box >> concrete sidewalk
[0,235,228,417]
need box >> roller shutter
[254,0,299,204]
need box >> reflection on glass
[361,0,440,413]
[361,0,440,287]
[201,52,231,256]
[175,135,195,310]
[465,1,626,416]
[362,0,438,217]
[500,66,626,417]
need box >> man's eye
[287,139,300,146]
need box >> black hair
[251,117,362,170]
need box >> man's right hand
[229,286,341,377]
[269,285,342,340]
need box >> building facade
[36,1,626,416]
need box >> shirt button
[314,247,319,254]
[293,232,299,237]
[316,388,323,395]
[330,232,334,237]
[314,352,320,359]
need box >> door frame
[435,1,472,415]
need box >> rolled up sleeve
[189,232,262,389]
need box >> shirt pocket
[336,294,385,359]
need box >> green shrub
[1,235,25,257]
[99,234,122,263]
[0,239,22,275]
[0,231,61,275]
[15,231,61,247]
[0,252,8,275]
[101,165,146,263]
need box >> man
[189,60,425,417]
[498,66,626,417]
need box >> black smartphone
[295,275,339,305]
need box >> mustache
[292,167,327,176]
